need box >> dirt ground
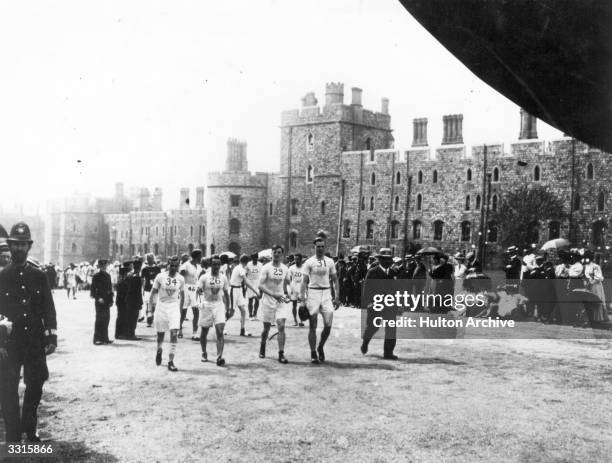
[3,291,612,462]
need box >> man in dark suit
[125,258,143,340]
[429,254,455,313]
[360,248,399,360]
[90,259,114,345]
[114,263,131,339]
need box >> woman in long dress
[583,251,609,322]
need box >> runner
[288,253,305,327]
[300,237,340,364]
[229,254,260,336]
[179,250,202,340]
[197,255,230,366]
[150,256,185,372]
[65,263,77,299]
[141,253,161,327]
[258,244,291,364]
[246,253,262,320]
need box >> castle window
[154,243,159,255]
[475,195,481,210]
[190,226,193,237]
[592,220,606,247]
[465,195,471,211]
[416,193,422,211]
[432,170,438,183]
[491,195,498,212]
[418,170,423,184]
[320,201,326,215]
[144,243,149,254]
[73,223,77,233]
[548,221,560,240]
[461,221,471,242]
[289,231,298,249]
[412,220,422,239]
[119,244,124,255]
[71,242,77,253]
[467,168,472,181]
[487,222,498,242]
[587,163,594,179]
[361,196,365,211]
[210,244,215,255]
[598,191,605,211]
[307,165,313,183]
[230,195,241,207]
[369,196,375,211]
[366,137,372,151]
[391,220,400,239]
[394,195,400,211]
[433,220,444,241]
[574,193,581,211]
[493,167,500,182]
[229,218,240,235]
[140,227,143,236]
[534,165,541,181]
[343,220,351,238]
[396,171,401,184]
[371,173,376,185]
[307,133,314,150]
[366,220,374,239]
[156,226,159,236]
[174,225,177,234]
[269,202,273,215]
[291,199,299,215]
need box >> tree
[491,184,566,247]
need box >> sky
[0,0,563,213]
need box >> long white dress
[583,262,609,322]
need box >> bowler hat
[7,222,33,243]
[376,248,393,259]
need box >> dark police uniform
[0,222,57,442]
[90,262,113,344]
[125,261,143,339]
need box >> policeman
[0,222,57,442]
[90,259,114,345]
[0,224,10,271]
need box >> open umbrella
[220,251,236,259]
[540,238,570,251]
[416,246,443,255]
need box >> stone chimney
[152,187,162,211]
[442,114,463,145]
[179,188,190,209]
[381,98,389,115]
[519,108,538,139]
[324,82,344,106]
[412,118,428,147]
[195,187,204,209]
[351,87,362,107]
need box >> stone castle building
[41,82,612,267]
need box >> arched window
[190,226,193,237]
[461,221,471,242]
[154,243,159,255]
[418,170,423,184]
[534,165,541,181]
[465,195,471,211]
[369,196,375,211]
[144,243,149,254]
[391,220,400,239]
[487,222,498,242]
[360,196,365,211]
[412,220,422,239]
[229,218,240,234]
[433,220,444,241]
[307,133,314,150]
[587,163,594,179]
[289,231,298,248]
[493,167,500,182]
[307,165,313,183]
[343,220,351,238]
[366,220,375,239]
[155,226,159,236]
[548,221,560,240]
[475,195,481,210]
[320,201,326,215]
[371,172,376,185]
[71,242,77,253]
[291,199,299,215]
[492,195,498,212]
[574,193,581,211]
[394,195,400,211]
[467,168,472,181]
[598,191,605,211]
[396,171,401,184]
[432,170,438,183]
[119,244,124,255]
[210,244,215,255]
[366,137,372,152]
[72,223,77,233]
[592,220,606,247]
[269,202,273,215]
[416,193,422,211]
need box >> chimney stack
[381,98,389,115]
[442,114,463,145]
[324,82,344,106]
[179,187,190,210]
[412,118,428,147]
[196,187,204,209]
[351,87,362,107]
[519,108,538,139]
[152,188,162,211]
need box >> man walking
[288,253,305,326]
[246,253,262,320]
[179,250,202,340]
[0,222,57,442]
[141,253,161,327]
[125,258,143,340]
[229,254,259,336]
[90,259,114,345]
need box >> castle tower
[179,188,190,209]
[519,108,538,139]
[152,188,163,211]
[195,187,204,209]
[270,82,393,253]
[225,138,248,172]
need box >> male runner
[300,237,340,364]
[246,253,262,320]
[150,256,185,372]
[288,253,305,327]
[65,263,77,299]
[229,254,260,336]
[258,244,291,364]
[179,250,202,340]
[197,255,230,366]
[141,253,161,327]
